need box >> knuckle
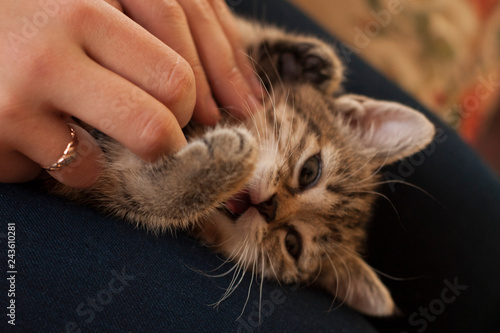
[154,0,187,24]
[63,1,100,25]
[22,45,62,82]
[189,0,214,22]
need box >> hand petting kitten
[0,0,260,188]
[46,16,435,316]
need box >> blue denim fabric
[0,182,376,332]
[1,0,500,332]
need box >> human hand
[0,0,260,189]
[116,0,262,124]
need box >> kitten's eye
[285,229,302,260]
[299,154,321,189]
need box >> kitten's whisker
[245,51,277,151]
[371,267,427,282]
[274,90,290,157]
[259,245,266,323]
[335,151,378,185]
[305,255,323,287]
[218,107,247,126]
[212,235,252,306]
[350,190,401,222]
[273,95,280,159]
[279,90,295,164]
[237,247,258,321]
[327,248,351,312]
[347,179,441,204]
[349,155,387,187]
[266,252,282,287]
[189,262,238,279]
[217,263,243,300]
[214,240,253,307]
[324,253,341,311]
[243,51,274,100]
[211,264,242,307]
[277,100,299,176]
[224,233,250,262]
[330,241,362,260]
[206,232,239,250]
[185,233,243,280]
[228,81,260,120]
[260,41,287,94]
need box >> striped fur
[48,17,435,316]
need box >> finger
[44,50,187,161]
[46,123,105,188]
[177,0,262,119]
[0,151,41,183]
[3,116,103,188]
[210,0,263,97]
[118,0,222,126]
[71,1,196,128]
[102,0,123,12]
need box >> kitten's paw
[199,127,258,200]
[254,39,343,94]
[279,43,332,85]
[146,127,257,225]
[203,127,257,164]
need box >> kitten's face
[198,86,434,316]
[214,87,374,273]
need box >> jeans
[1,0,500,332]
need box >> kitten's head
[199,86,434,316]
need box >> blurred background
[288,0,500,175]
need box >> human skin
[0,0,261,188]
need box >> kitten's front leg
[52,127,257,232]
[237,18,343,94]
[120,127,257,231]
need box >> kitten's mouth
[223,189,252,219]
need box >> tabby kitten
[51,18,435,316]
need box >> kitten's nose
[255,195,278,223]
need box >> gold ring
[44,125,79,172]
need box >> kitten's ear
[335,94,435,165]
[317,254,395,316]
